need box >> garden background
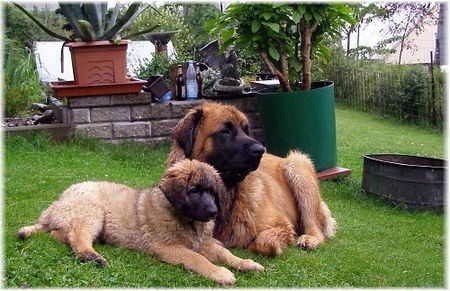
[3,2,446,288]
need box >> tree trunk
[301,26,312,91]
[356,25,360,59]
[260,52,292,92]
[346,30,351,57]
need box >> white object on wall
[33,40,176,82]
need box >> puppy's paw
[297,235,320,250]
[18,226,33,240]
[210,266,236,286]
[80,252,108,268]
[237,259,264,273]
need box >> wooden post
[430,51,437,127]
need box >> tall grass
[4,38,43,117]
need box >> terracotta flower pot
[66,40,129,85]
[50,40,146,98]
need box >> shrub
[4,3,68,47]
[129,4,218,62]
[134,53,176,84]
[4,38,43,117]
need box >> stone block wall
[66,93,263,146]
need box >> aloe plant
[13,2,160,42]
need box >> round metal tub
[362,154,445,211]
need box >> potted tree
[208,3,355,173]
[13,2,160,97]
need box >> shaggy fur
[18,159,263,285]
[166,103,337,256]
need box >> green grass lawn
[4,105,445,288]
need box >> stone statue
[199,40,245,95]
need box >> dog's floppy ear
[172,107,203,159]
[159,169,187,211]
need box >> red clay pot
[66,40,128,85]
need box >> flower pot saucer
[50,78,146,98]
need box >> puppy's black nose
[250,143,265,157]
[206,206,218,217]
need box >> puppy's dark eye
[220,122,235,137]
[242,123,250,135]
[189,186,202,195]
[221,128,231,136]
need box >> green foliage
[182,4,220,49]
[129,4,218,61]
[13,2,159,42]
[129,4,193,61]
[134,53,176,84]
[4,38,43,117]
[4,3,69,47]
[4,110,444,287]
[207,3,355,91]
[324,57,444,130]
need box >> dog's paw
[249,238,282,256]
[210,266,236,286]
[237,259,264,273]
[80,252,108,268]
[297,235,320,250]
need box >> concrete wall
[66,94,263,146]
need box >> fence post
[430,51,437,127]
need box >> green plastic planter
[256,81,337,171]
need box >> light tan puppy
[18,159,263,285]
[167,103,337,256]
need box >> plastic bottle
[185,60,198,99]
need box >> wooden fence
[326,64,445,129]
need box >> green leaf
[262,22,280,33]
[122,24,160,40]
[251,20,261,33]
[221,29,235,42]
[268,45,280,61]
[292,11,302,24]
[83,3,107,37]
[101,3,149,40]
[290,58,301,72]
[58,3,86,39]
[78,19,97,41]
[261,12,273,20]
[304,10,313,22]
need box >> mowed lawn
[4,105,445,288]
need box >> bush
[4,38,43,117]
[129,4,218,62]
[4,3,68,48]
[134,53,176,84]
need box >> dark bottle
[195,63,203,98]
[176,64,185,100]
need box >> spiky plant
[13,2,160,42]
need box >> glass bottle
[195,63,203,99]
[176,64,185,100]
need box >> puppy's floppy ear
[171,107,203,158]
[159,169,188,211]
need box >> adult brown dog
[167,103,336,256]
[18,159,263,285]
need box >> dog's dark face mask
[171,107,266,190]
[179,186,218,222]
[159,161,225,222]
